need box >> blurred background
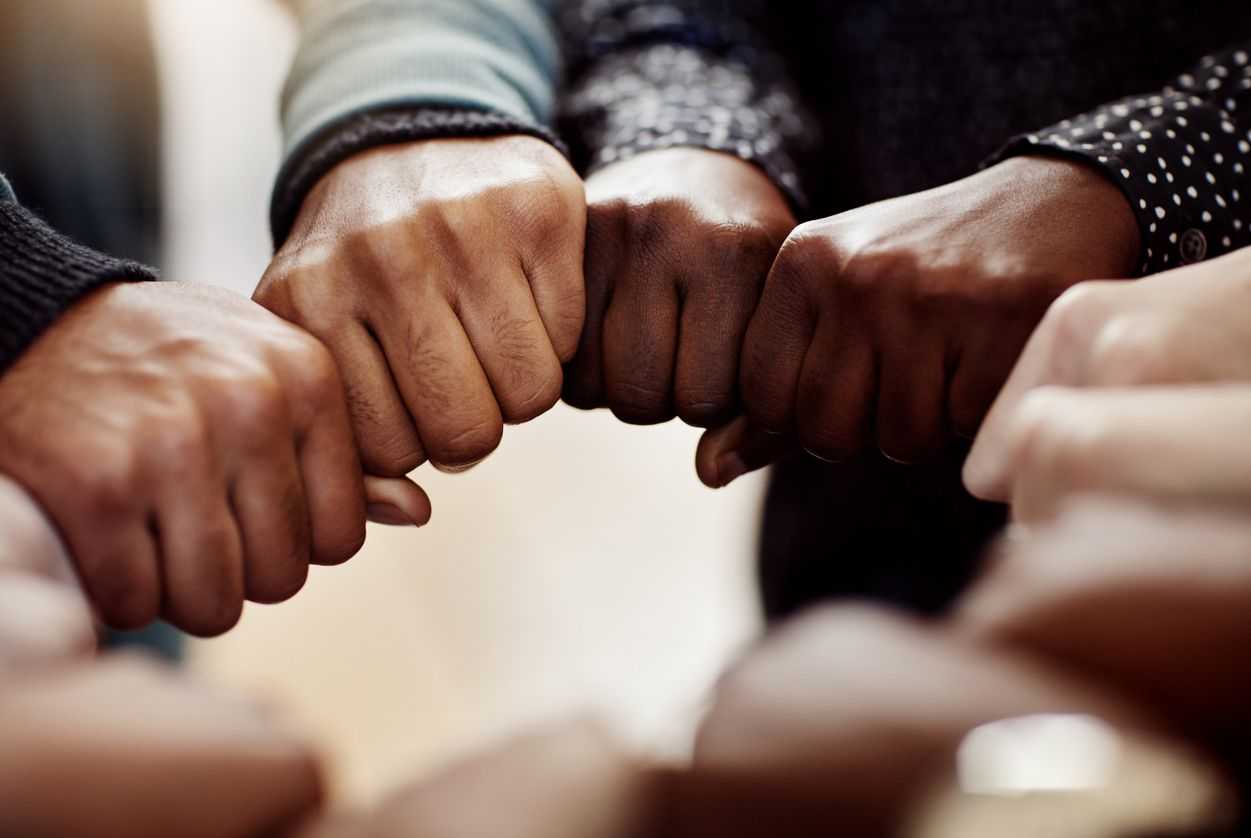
[46,0,771,804]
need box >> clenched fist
[0,655,323,838]
[563,148,795,427]
[698,156,1141,486]
[0,282,426,636]
[966,248,1251,500]
[257,136,586,476]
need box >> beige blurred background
[149,0,766,804]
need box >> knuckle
[91,563,159,631]
[249,562,310,605]
[499,362,563,425]
[222,371,289,438]
[79,451,143,517]
[1009,389,1103,489]
[1086,316,1170,386]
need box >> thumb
[696,417,796,489]
[364,476,432,527]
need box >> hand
[966,386,1251,524]
[0,282,428,636]
[313,722,658,838]
[697,156,1140,486]
[966,248,1251,500]
[563,148,795,427]
[256,136,586,476]
[686,607,1181,837]
[957,497,1251,754]
[0,655,322,838]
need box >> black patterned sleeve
[993,43,1251,276]
[557,0,820,211]
[0,189,156,373]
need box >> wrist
[992,156,1143,278]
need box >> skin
[968,386,1251,523]
[300,608,1222,838]
[0,655,323,838]
[256,136,587,477]
[957,497,1251,756]
[563,148,796,427]
[0,281,429,637]
[695,156,1141,488]
[966,247,1251,500]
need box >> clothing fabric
[558,1,1251,619]
[273,0,565,244]
[561,2,1251,274]
[0,198,155,373]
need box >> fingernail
[716,452,749,487]
[434,458,484,475]
[803,447,843,465]
[367,503,419,527]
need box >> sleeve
[272,0,565,245]
[992,43,1251,276]
[0,177,156,373]
[556,0,820,212]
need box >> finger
[695,417,796,489]
[294,387,368,565]
[459,274,563,425]
[1005,387,1251,524]
[602,263,680,425]
[71,516,161,631]
[522,214,587,364]
[378,303,503,470]
[675,279,762,428]
[0,572,97,670]
[364,475,432,527]
[740,248,819,433]
[231,439,311,605]
[875,334,947,464]
[326,325,426,477]
[795,320,876,462]
[156,455,247,636]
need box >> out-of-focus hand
[697,156,1139,488]
[0,281,428,637]
[0,475,95,671]
[957,497,1251,755]
[966,248,1251,500]
[563,148,795,427]
[257,136,586,476]
[966,386,1251,524]
[684,607,1179,837]
[0,654,323,838]
[322,721,658,838]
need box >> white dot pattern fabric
[996,46,1251,274]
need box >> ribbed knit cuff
[0,201,156,372]
[270,106,566,248]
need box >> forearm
[992,42,1251,276]
[274,0,564,244]
[557,0,818,211]
[0,183,155,373]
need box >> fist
[0,282,421,636]
[734,156,1140,467]
[563,148,795,427]
[257,136,586,476]
[966,248,1251,499]
[0,655,322,838]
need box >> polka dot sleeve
[557,0,820,211]
[994,44,1251,276]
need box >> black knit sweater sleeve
[993,43,1251,276]
[0,185,156,373]
[269,106,565,248]
[556,0,820,212]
